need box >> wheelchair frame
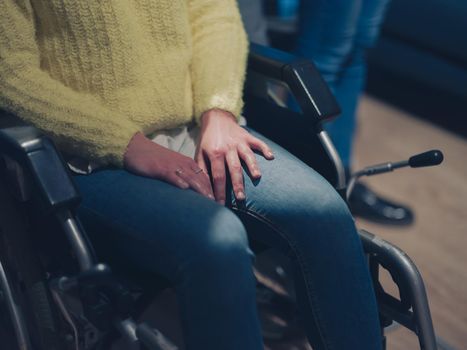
[0,43,437,350]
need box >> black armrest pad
[0,125,80,212]
[0,126,44,155]
[247,43,341,125]
[248,43,301,80]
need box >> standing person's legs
[294,0,391,168]
[294,0,363,168]
[330,0,391,168]
[229,128,382,350]
[293,0,413,225]
[355,0,392,56]
[237,0,269,45]
[73,171,264,350]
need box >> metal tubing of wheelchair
[359,230,437,350]
[52,208,153,350]
[397,261,437,350]
[317,130,346,191]
[0,258,32,350]
[115,318,140,350]
[56,210,94,271]
[136,323,178,350]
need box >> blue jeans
[295,0,391,168]
[74,129,382,350]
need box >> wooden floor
[118,96,467,350]
[353,96,467,350]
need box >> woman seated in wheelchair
[0,1,382,349]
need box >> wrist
[123,132,144,166]
[200,109,237,126]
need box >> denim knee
[178,208,254,282]
[281,177,357,246]
[313,186,355,230]
[318,188,353,223]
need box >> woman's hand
[195,109,274,205]
[124,132,214,200]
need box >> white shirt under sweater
[68,117,247,174]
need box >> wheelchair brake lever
[346,149,444,201]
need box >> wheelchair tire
[0,175,64,350]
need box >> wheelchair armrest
[247,43,341,126]
[0,123,80,212]
[246,44,346,190]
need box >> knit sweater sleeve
[0,0,139,167]
[187,0,248,122]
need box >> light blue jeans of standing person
[295,0,391,168]
[73,124,382,350]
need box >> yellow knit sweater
[0,0,248,166]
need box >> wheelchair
[0,44,441,350]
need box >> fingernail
[253,170,261,178]
[236,191,245,200]
[267,152,275,159]
[208,194,215,200]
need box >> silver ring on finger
[175,168,183,176]
[190,165,203,174]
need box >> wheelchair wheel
[0,176,64,350]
